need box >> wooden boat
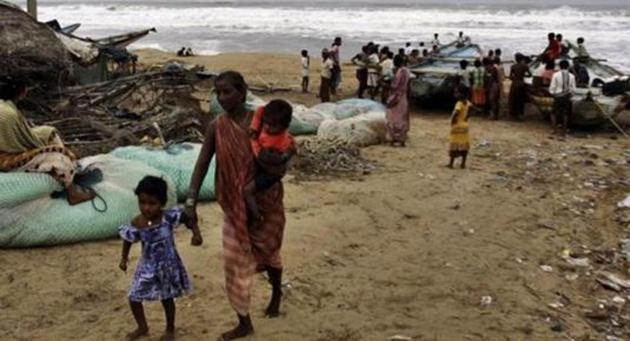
[526,45,629,127]
[408,42,483,106]
[91,28,157,49]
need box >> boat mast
[27,0,37,20]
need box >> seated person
[244,100,296,222]
[0,76,94,205]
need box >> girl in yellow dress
[449,85,471,169]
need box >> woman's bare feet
[265,292,282,317]
[126,327,149,340]
[218,315,253,341]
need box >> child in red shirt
[245,99,295,222]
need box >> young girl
[245,99,295,223]
[449,85,472,169]
[119,176,202,341]
[300,50,309,93]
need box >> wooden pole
[27,0,37,20]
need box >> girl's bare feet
[126,327,149,340]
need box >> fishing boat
[408,42,483,106]
[90,28,157,49]
[526,45,629,127]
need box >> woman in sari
[386,55,411,147]
[0,76,93,205]
[186,71,286,340]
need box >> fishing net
[110,143,216,201]
[0,155,177,248]
[317,110,387,147]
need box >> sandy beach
[1,50,629,341]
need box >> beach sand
[1,50,629,340]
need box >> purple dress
[119,208,192,302]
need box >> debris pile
[291,138,376,177]
[41,69,208,156]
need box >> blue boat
[408,42,484,105]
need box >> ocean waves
[9,1,630,71]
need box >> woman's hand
[191,232,203,246]
[119,258,128,272]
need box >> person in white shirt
[456,31,467,48]
[404,42,413,55]
[431,33,440,48]
[329,37,342,95]
[319,49,334,102]
[366,45,381,100]
[549,59,576,138]
[379,51,395,103]
[300,49,310,93]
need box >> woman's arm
[185,121,217,223]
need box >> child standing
[448,85,472,169]
[244,99,296,222]
[119,176,202,341]
[300,50,310,93]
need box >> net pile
[291,138,376,176]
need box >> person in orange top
[245,99,296,223]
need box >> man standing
[549,60,576,138]
[330,37,342,95]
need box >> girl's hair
[215,71,248,99]
[0,76,27,101]
[135,176,168,205]
[301,49,308,56]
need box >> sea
[6,0,630,72]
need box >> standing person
[329,37,343,95]
[408,49,422,65]
[549,60,576,138]
[448,85,472,169]
[300,50,310,93]
[367,45,381,100]
[456,31,466,48]
[397,48,408,66]
[404,42,413,55]
[544,32,561,61]
[379,51,395,104]
[470,59,487,108]
[539,60,556,86]
[576,37,589,59]
[487,50,495,59]
[386,55,411,147]
[430,45,440,56]
[494,49,502,62]
[0,76,94,205]
[186,71,288,340]
[508,53,531,120]
[571,59,590,88]
[556,33,569,56]
[119,176,202,341]
[431,33,440,47]
[319,49,334,103]
[351,46,369,98]
[457,59,471,91]
[486,57,501,120]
